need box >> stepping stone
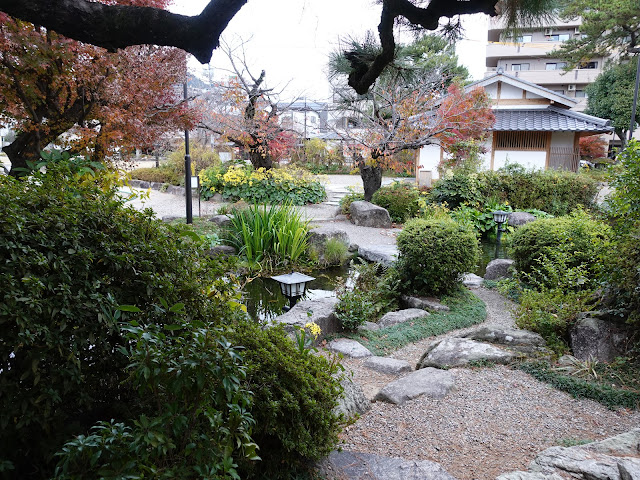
[374,367,455,405]
[327,339,373,358]
[378,308,429,328]
[418,337,515,369]
[461,326,546,349]
[317,451,457,480]
[364,356,412,375]
[358,245,398,267]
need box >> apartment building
[485,17,608,111]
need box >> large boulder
[400,295,450,312]
[378,308,429,328]
[462,273,484,288]
[484,258,515,280]
[274,298,340,344]
[350,201,392,228]
[508,211,537,227]
[308,226,350,264]
[373,367,455,405]
[364,356,412,375]
[358,245,398,266]
[317,451,457,480]
[333,376,370,420]
[417,337,516,369]
[570,314,635,362]
[327,338,373,358]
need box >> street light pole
[184,82,193,224]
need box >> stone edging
[128,179,186,196]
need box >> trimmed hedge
[371,182,420,223]
[396,217,479,295]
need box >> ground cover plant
[0,162,343,479]
[341,289,486,355]
[199,164,326,205]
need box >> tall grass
[226,203,310,267]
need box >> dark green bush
[371,182,420,223]
[396,218,479,295]
[510,210,610,289]
[478,167,599,216]
[429,171,481,209]
[0,165,231,478]
[130,166,180,185]
[605,228,640,323]
[225,321,343,479]
[339,189,365,215]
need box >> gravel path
[335,288,640,480]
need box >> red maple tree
[0,0,196,176]
[579,135,608,161]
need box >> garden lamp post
[492,210,509,258]
[271,272,315,312]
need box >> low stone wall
[128,179,186,196]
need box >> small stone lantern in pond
[271,272,316,312]
[492,210,510,257]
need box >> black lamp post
[271,272,315,312]
[492,210,509,258]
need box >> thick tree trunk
[249,147,272,170]
[3,131,43,177]
[359,162,382,202]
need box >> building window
[546,62,567,70]
[553,89,565,94]
[516,35,532,43]
[575,90,588,98]
[511,63,530,71]
[579,61,598,69]
[549,33,571,41]
[495,131,548,150]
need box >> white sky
[171,0,489,101]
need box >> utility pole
[184,82,193,224]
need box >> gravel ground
[334,288,640,480]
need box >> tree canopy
[0,0,557,94]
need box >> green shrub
[335,289,377,330]
[339,188,365,215]
[607,140,640,231]
[478,167,599,216]
[129,166,180,185]
[225,321,343,478]
[323,237,349,266]
[53,318,257,479]
[200,165,326,205]
[224,203,310,267]
[0,165,235,478]
[429,171,481,209]
[510,210,610,289]
[371,182,420,223]
[605,228,640,323]
[396,218,479,295]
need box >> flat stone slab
[274,298,339,345]
[418,337,515,369]
[497,472,564,480]
[401,295,450,312]
[317,451,457,480]
[358,245,398,267]
[461,326,546,349]
[462,273,484,288]
[374,367,455,405]
[378,308,429,328]
[327,339,373,358]
[364,356,412,375]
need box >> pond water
[242,239,509,321]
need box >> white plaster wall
[525,91,543,99]
[485,84,499,99]
[551,131,575,148]
[500,83,523,99]
[418,144,441,180]
[493,150,547,170]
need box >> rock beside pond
[308,226,350,264]
[378,308,429,328]
[570,314,635,363]
[327,339,373,358]
[274,298,339,344]
[364,356,412,375]
[208,214,232,226]
[317,451,457,480]
[350,201,392,228]
[484,259,515,280]
[417,338,515,369]
[334,376,370,420]
[374,367,455,405]
[508,211,537,227]
[400,295,450,312]
[358,245,398,266]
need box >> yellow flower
[304,322,322,340]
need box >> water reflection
[476,237,510,277]
[242,265,351,322]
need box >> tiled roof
[493,106,612,133]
